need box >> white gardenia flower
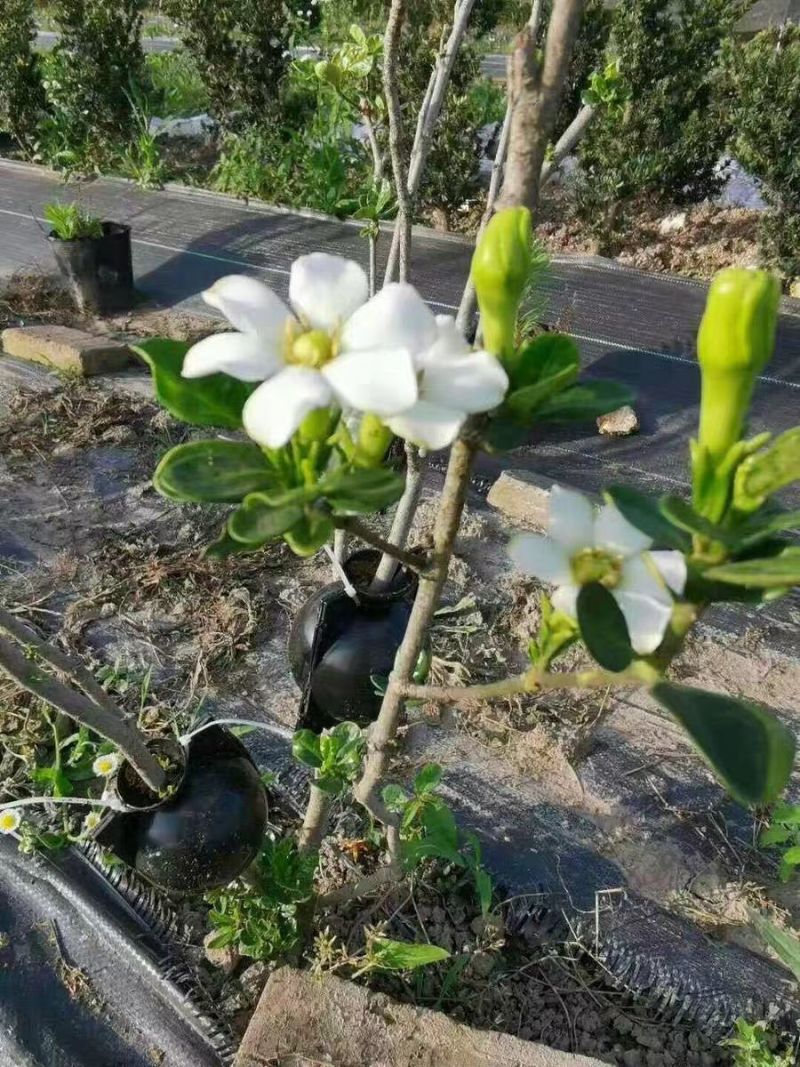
[509,486,687,656]
[385,315,509,451]
[183,254,433,448]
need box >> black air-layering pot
[288,549,419,730]
[95,726,268,894]
[49,222,135,314]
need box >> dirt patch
[0,271,79,332]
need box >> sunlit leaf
[154,441,275,503]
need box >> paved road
[35,31,508,77]
[1,158,798,645]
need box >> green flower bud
[298,407,335,444]
[355,412,393,467]
[471,207,532,364]
[696,268,779,464]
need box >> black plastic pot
[49,222,135,314]
[288,548,418,730]
[96,725,268,894]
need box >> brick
[1,325,130,376]
[236,966,606,1067]
[487,469,552,529]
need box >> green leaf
[660,496,735,544]
[283,512,334,557]
[770,804,800,826]
[292,729,323,769]
[314,774,346,795]
[204,521,265,559]
[759,824,794,847]
[133,338,254,429]
[482,414,528,453]
[414,763,442,795]
[704,548,800,589]
[739,509,800,548]
[382,783,409,812]
[779,844,800,869]
[369,937,450,971]
[735,426,800,510]
[752,914,800,982]
[228,494,305,543]
[323,468,405,514]
[535,380,634,422]
[475,866,493,918]
[153,441,275,503]
[652,682,795,806]
[605,486,691,550]
[506,334,580,418]
[576,583,633,672]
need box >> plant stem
[399,660,659,704]
[1,794,127,815]
[371,443,426,591]
[0,634,167,794]
[498,0,586,212]
[382,0,412,284]
[297,784,332,855]
[540,101,595,187]
[333,517,430,576]
[367,232,378,298]
[353,431,478,866]
[384,0,478,285]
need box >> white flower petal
[202,275,292,340]
[594,503,652,557]
[181,332,282,382]
[385,400,465,451]
[650,550,687,596]
[289,253,369,331]
[243,367,333,448]
[422,350,509,414]
[613,592,673,655]
[618,555,672,606]
[551,584,579,618]
[322,348,417,416]
[549,485,595,553]
[415,315,472,368]
[340,283,438,355]
[508,534,572,584]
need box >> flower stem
[371,443,427,592]
[332,517,430,577]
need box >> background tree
[0,0,45,157]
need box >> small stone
[1,325,131,376]
[597,405,639,437]
[100,424,136,445]
[658,211,687,235]
[203,931,240,975]
[487,470,551,529]
[467,951,495,978]
[240,961,272,1005]
[99,602,117,619]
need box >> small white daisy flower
[92,752,120,778]
[509,485,687,655]
[83,811,102,833]
[0,810,21,834]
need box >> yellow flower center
[0,812,19,832]
[284,323,335,369]
[570,548,623,589]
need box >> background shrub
[169,0,316,128]
[576,0,741,238]
[722,26,800,282]
[41,0,146,170]
[0,0,46,156]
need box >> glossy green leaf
[369,937,450,971]
[228,495,305,543]
[739,509,800,548]
[535,380,634,422]
[323,468,405,514]
[770,804,800,826]
[283,512,334,557]
[735,426,800,510]
[759,824,794,847]
[659,495,735,544]
[576,582,633,672]
[205,522,265,560]
[704,548,800,588]
[133,338,254,429]
[513,333,580,389]
[414,763,442,795]
[652,681,795,806]
[605,486,691,550]
[292,729,323,769]
[153,441,275,503]
[752,914,800,982]
[382,783,409,811]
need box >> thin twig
[333,517,429,576]
[371,443,426,591]
[540,102,595,187]
[382,0,412,284]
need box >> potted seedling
[0,609,267,893]
[45,201,136,314]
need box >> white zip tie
[323,543,359,600]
